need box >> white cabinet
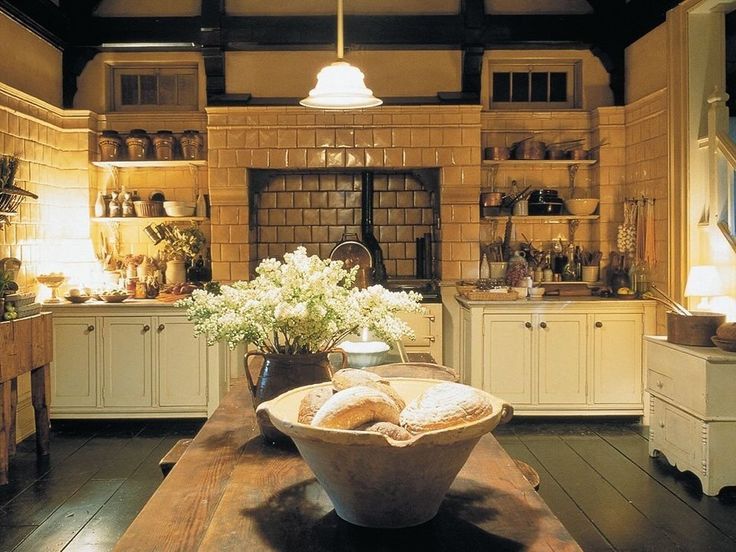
[399,303,442,362]
[645,336,736,496]
[51,316,97,408]
[48,302,228,418]
[458,297,655,415]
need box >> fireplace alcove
[247,168,441,282]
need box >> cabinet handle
[595,321,603,328]
[424,315,436,322]
[158,324,166,332]
[87,325,95,332]
[659,421,665,428]
[143,324,150,332]
[525,322,532,329]
[539,322,547,329]
[656,380,663,389]
[425,336,436,343]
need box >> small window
[111,66,198,111]
[488,62,580,109]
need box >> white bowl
[163,201,196,217]
[529,287,545,298]
[564,198,599,216]
[512,286,528,298]
[257,378,513,528]
[338,340,390,368]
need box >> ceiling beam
[0,0,69,48]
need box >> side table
[0,313,53,485]
[645,336,736,495]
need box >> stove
[383,278,441,303]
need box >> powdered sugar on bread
[400,382,493,433]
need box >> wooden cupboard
[457,297,655,416]
[47,302,229,418]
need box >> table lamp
[684,265,724,311]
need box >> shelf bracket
[567,219,580,244]
[568,164,580,196]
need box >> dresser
[645,336,736,496]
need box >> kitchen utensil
[513,139,546,160]
[564,198,599,216]
[650,283,691,316]
[711,336,736,353]
[483,146,510,160]
[667,311,725,346]
[330,233,373,288]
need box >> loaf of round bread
[297,387,334,424]
[360,421,412,441]
[332,368,387,391]
[400,382,494,433]
[311,385,401,430]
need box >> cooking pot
[528,189,559,203]
[566,147,589,160]
[545,146,566,160]
[513,139,546,160]
[480,192,507,218]
[484,146,510,161]
[528,200,563,216]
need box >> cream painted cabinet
[457,297,655,416]
[645,337,736,496]
[399,303,442,361]
[48,303,228,418]
[51,316,97,408]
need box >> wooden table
[0,313,53,485]
[116,379,581,551]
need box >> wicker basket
[16,302,41,319]
[462,290,519,301]
[5,292,35,307]
[133,200,165,217]
[455,281,476,295]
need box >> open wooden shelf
[482,159,597,168]
[92,160,206,168]
[91,216,207,223]
[481,215,598,223]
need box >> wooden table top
[116,379,582,552]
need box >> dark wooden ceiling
[0,0,680,108]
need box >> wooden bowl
[64,295,92,304]
[711,337,736,353]
[99,294,130,303]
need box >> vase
[165,259,186,284]
[245,350,346,444]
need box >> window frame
[109,65,198,112]
[486,60,582,110]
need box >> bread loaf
[332,368,388,391]
[297,387,334,424]
[311,386,401,430]
[360,421,412,441]
[400,382,494,433]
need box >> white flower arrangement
[178,247,424,354]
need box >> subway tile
[316,129,335,148]
[326,149,345,168]
[354,129,373,147]
[303,209,319,225]
[373,128,391,147]
[320,208,337,225]
[345,149,365,167]
[384,148,403,167]
[306,149,326,168]
[297,129,315,148]
[365,148,383,167]
[278,129,297,148]
[328,191,345,207]
[276,192,294,208]
[328,226,346,243]
[335,129,354,148]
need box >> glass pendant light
[300,0,382,109]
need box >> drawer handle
[656,380,663,389]
[539,322,547,329]
[595,321,603,328]
[143,324,150,332]
[659,421,665,428]
[425,336,436,343]
[87,325,95,332]
[525,322,532,329]
[158,324,166,332]
[424,315,436,322]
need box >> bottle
[630,260,650,296]
[479,251,490,280]
[122,190,135,217]
[108,191,122,218]
[195,192,207,218]
[201,248,213,282]
[94,191,106,217]
[562,244,577,281]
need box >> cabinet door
[482,314,533,404]
[102,316,153,408]
[592,313,643,405]
[157,316,207,407]
[51,316,97,408]
[537,313,587,405]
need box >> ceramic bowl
[564,198,599,216]
[711,336,736,353]
[529,287,545,298]
[99,294,130,303]
[257,378,513,528]
[337,340,390,368]
[64,295,92,304]
[163,201,196,217]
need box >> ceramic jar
[98,130,123,161]
[125,129,151,160]
[180,129,203,160]
[153,130,175,161]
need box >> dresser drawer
[645,341,707,415]
[647,369,673,400]
[650,396,704,470]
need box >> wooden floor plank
[520,434,684,551]
[0,525,36,551]
[11,479,123,552]
[599,431,736,540]
[498,438,615,552]
[564,434,735,552]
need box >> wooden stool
[0,314,53,486]
[159,438,193,477]
[513,459,541,491]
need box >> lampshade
[300,0,382,110]
[684,265,724,297]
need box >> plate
[100,294,130,303]
[64,295,92,304]
[711,336,736,353]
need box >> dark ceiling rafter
[3,2,681,108]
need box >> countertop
[456,295,655,306]
[42,298,186,308]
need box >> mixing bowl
[257,378,513,528]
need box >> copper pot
[480,192,505,207]
[513,139,546,160]
[567,147,589,160]
[484,146,510,161]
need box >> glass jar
[630,260,650,296]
